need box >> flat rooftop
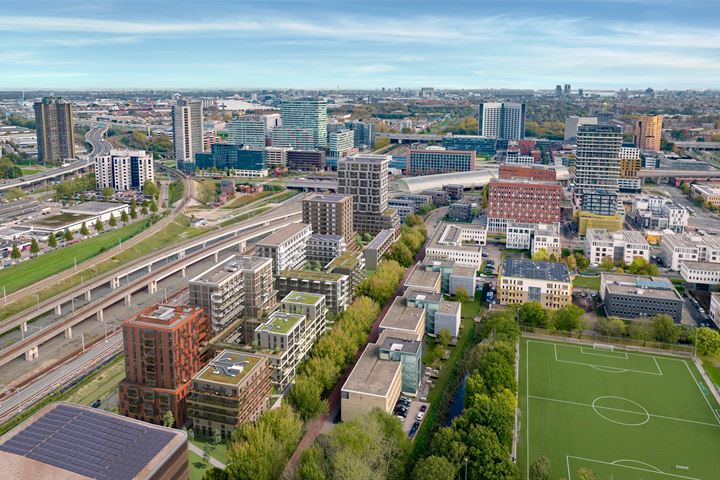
[256,311,304,335]
[380,297,425,333]
[131,304,201,328]
[282,290,324,305]
[405,267,441,290]
[0,402,185,480]
[451,266,477,277]
[278,269,346,283]
[326,251,362,271]
[366,229,396,249]
[602,273,682,300]
[190,256,243,285]
[587,228,648,245]
[429,223,485,252]
[23,212,93,228]
[404,288,442,303]
[379,335,421,354]
[422,258,455,269]
[342,344,402,396]
[681,261,720,272]
[692,184,720,196]
[305,193,350,203]
[501,258,570,282]
[196,350,264,385]
[256,223,309,247]
[438,300,461,315]
[308,233,344,243]
[62,201,125,214]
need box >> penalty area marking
[566,455,702,480]
[580,346,629,359]
[552,343,663,376]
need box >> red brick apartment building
[487,179,563,232]
[499,163,558,182]
[119,304,210,427]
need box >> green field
[572,275,601,290]
[519,338,720,480]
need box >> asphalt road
[651,184,720,231]
[85,126,112,157]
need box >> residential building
[302,193,354,244]
[600,273,682,323]
[435,300,461,337]
[256,223,312,274]
[574,124,622,216]
[344,120,376,148]
[0,402,188,480]
[407,147,476,175]
[710,293,720,328]
[499,163,557,182]
[265,146,292,167]
[95,149,154,191]
[326,250,367,293]
[692,184,720,209]
[681,262,720,285]
[306,233,346,267]
[281,98,328,148]
[506,223,561,256]
[635,115,663,151]
[448,203,473,222]
[227,116,267,148]
[377,331,422,395]
[564,116,598,141]
[478,102,525,140]
[280,290,328,341]
[119,304,210,427]
[173,99,204,169]
[188,350,272,439]
[189,256,245,333]
[270,127,315,150]
[418,258,455,293]
[585,229,651,265]
[388,199,416,221]
[364,228,398,270]
[238,255,277,320]
[286,150,326,171]
[441,135,497,156]
[487,179,562,232]
[660,232,720,271]
[426,222,486,269]
[194,144,266,171]
[328,130,355,158]
[449,266,478,297]
[498,258,572,309]
[379,296,426,341]
[443,184,465,201]
[632,196,688,233]
[33,96,74,164]
[275,269,350,313]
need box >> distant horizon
[2,0,719,90]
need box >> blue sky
[1,0,718,90]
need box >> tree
[454,286,470,303]
[412,456,456,480]
[187,428,195,443]
[652,314,680,344]
[94,218,104,232]
[47,233,57,248]
[576,468,597,480]
[30,238,40,255]
[463,424,517,480]
[406,214,424,227]
[287,376,328,421]
[295,445,327,480]
[438,329,452,349]
[130,206,138,219]
[529,456,551,480]
[4,187,25,202]
[695,327,720,356]
[149,200,158,213]
[141,206,149,215]
[362,232,373,242]
[10,243,21,260]
[531,248,549,261]
[143,179,159,197]
[64,228,74,241]
[574,252,590,270]
[518,302,547,328]
[202,468,228,480]
[386,241,413,267]
[600,255,615,271]
[628,321,652,341]
[212,429,222,446]
[120,210,129,223]
[594,317,627,337]
[479,311,521,343]
[552,304,585,333]
[564,254,577,271]
[430,426,467,467]
[108,213,117,227]
[628,257,659,276]
[162,410,175,428]
[101,186,114,201]
[80,222,90,236]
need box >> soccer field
[519,337,720,480]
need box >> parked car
[419,405,427,413]
[90,399,101,408]
[409,421,420,438]
[416,411,425,421]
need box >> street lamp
[0,385,22,413]
[464,457,468,480]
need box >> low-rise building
[188,350,272,439]
[435,300,461,337]
[680,261,720,285]
[275,269,350,313]
[256,223,312,275]
[660,233,720,271]
[498,258,572,309]
[404,264,442,295]
[326,250,366,293]
[585,229,651,265]
[379,296,426,341]
[506,223,561,256]
[448,202,473,222]
[692,184,720,209]
[632,195,688,233]
[420,258,456,293]
[404,288,442,335]
[363,228,398,270]
[710,292,720,328]
[426,223,486,269]
[449,266,478,296]
[306,233,346,268]
[600,273,683,323]
[377,331,422,395]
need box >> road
[651,185,720,231]
[85,125,112,157]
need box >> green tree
[652,314,680,344]
[149,200,158,212]
[295,445,327,480]
[202,468,228,480]
[564,254,577,271]
[108,213,117,227]
[532,248,549,261]
[80,222,90,235]
[406,213,424,227]
[695,327,720,356]
[529,456,551,480]
[120,210,129,223]
[412,456,456,480]
[430,426,467,467]
[30,238,40,255]
[552,304,585,333]
[287,376,328,421]
[574,252,590,270]
[64,228,74,241]
[386,242,413,267]
[187,428,195,443]
[101,186,114,201]
[576,468,597,480]
[628,257,659,276]
[4,187,25,201]
[143,179,159,197]
[463,424,517,480]
[479,311,521,343]
[600,255,615,271]
[454,285,470,302]
[10,243,21,259]
[518,302,547,328]
[212,429,222,446]
[628,321,652,341]
[130,206,138,219]
[162,410,175,428]
[94,218,104,232]
[438,329,452,349]
[47,233,57,248]
[594,317,627,337]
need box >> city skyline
[1,0,719,90]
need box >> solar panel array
[0,403,177,480]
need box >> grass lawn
[191,436,229,465]
[572,275,601,290]
[702,356,720,387]
[20,166,45,175]
[168,180,185,206]
[519,337,720,480]
[224,190,274,209]
[0,220,147,294]
[188,451,209,480]
[196,179,218,204]
[63,355,125,406]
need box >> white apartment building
[256,223,312,275]
[172,99,204,165]
[479,102,525,140]
[585,229,651,265]
[506,223,561,256]
[227,117,267,148]
[680,261,720,286]
[660,233,720,271]
[632,196,689,233]
[426,223,486,269]
[95,149,154,191]
[328,130,355,158]
[710,293,720,328]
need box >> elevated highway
[638,169,720,179]
[0,159,93,193]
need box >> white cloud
[349,64,397,74]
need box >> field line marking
[567,455,702,480]
[580,345,628,359]
[555,357,663,375]
[526,337,530,480]
[653,355,663,375]
[611,459,663,472]
[529,394,720,428]
[682,360,720,425]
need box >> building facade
[95,149,154,191]
[306,233,347,267]
[286,150,326,171]
[487,179,562,232]
[280,99,328,148]
[478,102,525,140]
[426,222,486,268]
[585,229,651,265]
[256,223,312,275]
[34,96,75,164]
[270,127,315,150]
[275,269,350,313]
[407,148,476,175]
[189,256,245,333]
[574,124,622,215]
[635,115,663,151]
[600,273,682,322]
[302,193,354,245]
[227,116,267,148]
[498,258,572,309]
[172,99,204,168]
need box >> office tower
[555,85,563,97]
[337,153,399,234]
[564,84,571,95]
[95,149,154,191]
[280,98,328,148]
[270,127,316,150]
[344,120,376,147]
[478,102,525,140]
[33,96,75,164]
[256,223,312,275]
[119,304,210,426]
[635,115,663,151]
[328,130,355,158]
[189,256,245,333]
[286,150,326,171]
[194,144,266,172]
[574,124,622,215]
[172,98,204,168]
[227,116,267,148]
[407,148,476,175]
[564,116,598,141]
[302,193,354,244]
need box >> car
[90,400,101,408]
[419,405,427,413]
[409,421,420,438]
[699,307,706,314]
[416,411,425,421]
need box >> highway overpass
[376,133,444,143]
[0,159,93,194]
[638,169,720,178]
[674,141,720,151]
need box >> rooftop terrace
[256,311,305,335]
[197,350,264,385]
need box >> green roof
[282,291,323,305]
[27,213,94,228]
[279,269,345,282]
[196,350,263,385]
[256,312,304,334]
[326,251,360,271]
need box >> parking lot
[392,396,430,439]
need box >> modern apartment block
[33,96,75,164]
[478,102,525,140]
[337,154,399,234]
[585,229,651,265]
[487,179,562,232]
[194,144,266,171]
[407,147,476,175]
[280,98,328,148]
[344,120,376,148]
[574,124,622,216]
[95,149,154,191]
[426,222,486,268]
[280,290,328,340]
[325,250,367,293]
[302,193,354,244]
[710,293,720,328]
[306,234,347,268]
[172,99,204,168]
[498,258,572,309]
[506,223,561,256]
[256,223,312,274]
[286,150,326,171]
[270,127,315,150]
[328,129,356,158]
[119,304,210,427]
[275,269,350,313]
[661,232,720,271]
[600,273,682,322]
[189,256,245,333]
[239,255,277,319]
[227,116,267,148]
[363,228,399,270]
[635,115,663,151]
[499,163,558,182]
[631,196,688,233]
[188,350,272,439]
[564,115,598,141]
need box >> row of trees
[0,155,22,179]
[54,173,97,201]
[383,214,428,269]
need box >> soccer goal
[592,343,614,352]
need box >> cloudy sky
[1,0,718,90]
